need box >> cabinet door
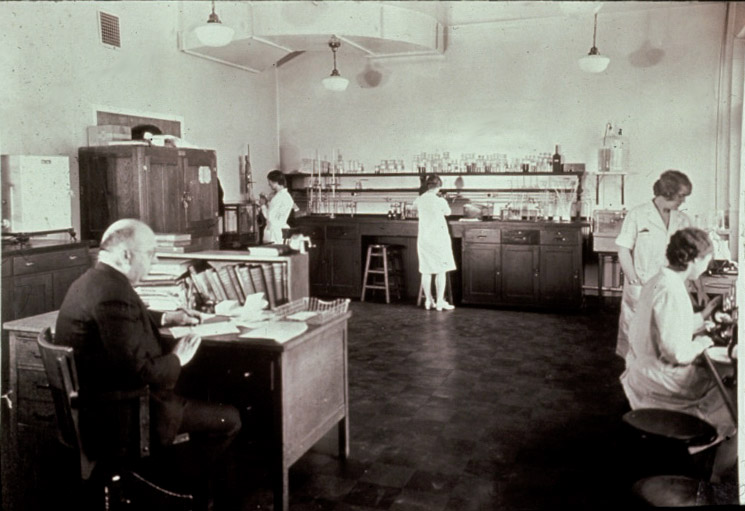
[145,150,183,233]
[181,150,219,235]
[78,151,118,242]
[540,245,581,307]
[501,245,539,305]
[52,265,88,309]
[462,243,500,304]
[12,273,53,319]
[327,239,361,298]
[2,277,12,324]
[308,239,327,297]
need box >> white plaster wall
[277,2,727,224]
[0,1,279,236]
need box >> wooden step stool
[361,244,405,303]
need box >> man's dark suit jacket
[55,262,185,453]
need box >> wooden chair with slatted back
[36,327,193,510]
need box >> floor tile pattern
[235,300,656,510]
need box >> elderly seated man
[54,218,241,509]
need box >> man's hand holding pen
[162,307,203,327]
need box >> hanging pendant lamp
[194,0,234,47]
[322,36,349,92]
[578,12,610,73]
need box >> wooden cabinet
[1,243,92,325]
[1,242,91,511]
[2,312,72,511]
[78,146,219,245]
[461,224,582,308]
[297,221,361,298]
[539,227,582,308]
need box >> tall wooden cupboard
[78,146,220,246]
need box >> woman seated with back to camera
[620,227,735,480]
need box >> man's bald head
[98,219,157,283]
[100,219,155,251]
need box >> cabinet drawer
[15,334,44,368]
[18,399,56,427]
[2,256,11,277]
[18,368,52,401]
[326,225,358,240]
[464,228,501,243]
[299,225,324,240]
[13,248,90,275]
[502,229,539,245]
[541,228,580,246]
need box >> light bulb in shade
[578,51,610,73]
[322,72,349,92]
[194,22,234,47]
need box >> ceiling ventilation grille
[99,11,121,48]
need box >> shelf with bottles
[286,171,585,178]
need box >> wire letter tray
[273,297,350,325]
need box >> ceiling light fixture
[578,12,610,73]
[194,0,234,47]
[322,36,349,92]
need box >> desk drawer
[299,225,324,240]
[326,225,358,240]
[13,248,90,275]
[464,228,500,243]
[15,334,44,368]
[18,368,52,401]
[541,228,580,246]
[18,399,56,427]
[502,229,539,245]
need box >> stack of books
[154,233,214,254]
[135,260,190,311]
[185,261,288,310]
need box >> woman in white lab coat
[260,170,296,245]
[620,227,735,481]
[614,170,693,359]
[621,228,731,433]
[413,174,456,311]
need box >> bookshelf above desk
[156,250,309,305]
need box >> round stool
[622,409,720,505]
[622,409,717,447]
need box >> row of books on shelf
[186,262,288,310]
[135,259,191,311]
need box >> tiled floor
[232,299,667,510]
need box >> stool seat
[632,475,703,507]
[622,409,717,447]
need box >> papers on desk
[168,321,239,339]
[239,321,308,344]
[286,311,319,322]
[214,293,268,319]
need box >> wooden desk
[2,309,350,511]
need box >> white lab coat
[413,191,456,274]
[614,200,690,358]
[620,268,734,437]
[261,188,295,244]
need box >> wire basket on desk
[274,297,350,325]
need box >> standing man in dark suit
[55,218,241,508]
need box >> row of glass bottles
[301,149,572,175]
